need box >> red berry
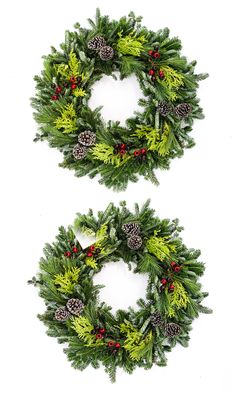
[64,251,71,257]
[161,278,167,285]
[148,50,154,56]
[174,266,181,273]
[168,284,175,292]
[141,148,147,155]
[70,76,77,83]
[153,51,160,59]
[72,247,78,253]
[158,70,165,79]
[71,83,77,89]
[51,95,58,100]
[89,245,95,252]
[55,86,62,93]
[134,150,141,157]
[96,333,103,339]
[115,343,121,348]
[171,261,177,267]
[120,143,126,149]
[87,252,93,257]
[119,149,126,155]
[99,328,106,334]
[148,69,155,76]
[108,341,115,347]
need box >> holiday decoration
[127,235,143,250]
[73,144,88,160]
[87,35,106,50]
[150,311,163,327]
[32,9,207,190]
[174,102,192,118]
[55,307,70,321]
[99,45,114,61]
[78,130,96,146]
[165,323,181,337]
[157,101,173,117]
[122,222,140,236]
[29,200,211,382]
[66,298,84,315]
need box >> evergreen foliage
[32,9,207,190]
[30,201,211,382]
[54,267,80,294]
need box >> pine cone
[157,101,172,117]
[78,131,96,146]
[127,235,143,250]
[165,323,181,337]
[66,298,84,315]
[55,307,70,321]
[122,222,140,236]
[150,311,163,327]
[73,144,88,160]
[174,103,192,118]
[99,46,114,61]
[88,35,106,50]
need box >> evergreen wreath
[29,200,211,382]
[32,9,208,191]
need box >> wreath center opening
[93,260,149,312]
[88,72,144,126]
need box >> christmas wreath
[32,9,207,190]
[29,201,211,382]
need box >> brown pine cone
[99,46,114,61]
[55,307,71,321]
[164,322,181,337]
[78,131,96,146]
[73,144,88,160]
[127,235,143,250]
[66,298,84,315]
[88,35,106,50]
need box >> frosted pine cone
[78,131,96,146]
[122,222,140,236]
[165,323,181,337]
[150,311,163,327]
[174,103,192,118]
[99,46,114,61]
[127,235,143,250]
[73,144,88,160]
[55,307,70,321]
[66,298,84,315]
[157,101,172,117]
[88,35,106,50]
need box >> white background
[0,0,235,391]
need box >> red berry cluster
[64,244,79,258]
[170,261,182,273]
[95,327,106,339]
[147,48,165,82]
[69,76,82,90]
[160,278,175,293]
[107,340,121,355]
[86,244,100,258]
[94,327,122,355]
[51,83,62,101]
[148,49,161,59]
[114,143,127,156]
[160,261,182,292]
[51,76,82,100]
[133,148,147,160]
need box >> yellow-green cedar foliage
[54,267,80,294]
[146,232,176,261]
[54,103,77,133]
